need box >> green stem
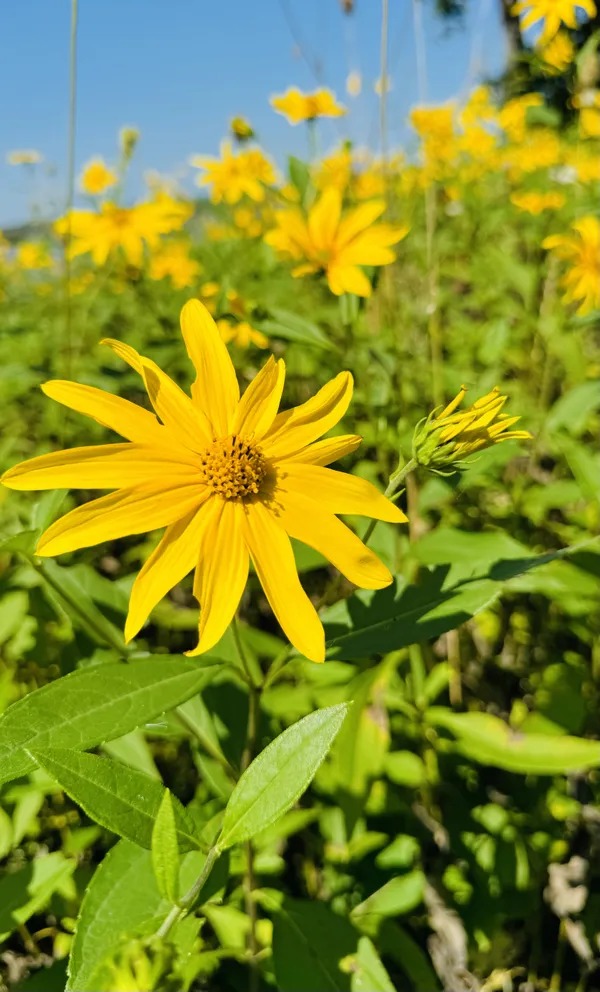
[264,644,294,689]
[63,0,78,382]
[362,457,416,546]
[155,843,220,939]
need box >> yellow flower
[217,317,269,349]
[459,86,497,127]
[511,0,596,44]
[149,241,201,289]
[498,94,543,142]
[503,129,561,177]
[6,149,42,165]
[413,386,532,472]
[543,217,600,315]
[510,190,565,213]
[353,168,386,200]
[198,281,220,313]
[539,31,575,74]
[190,142,276,204]
[80,158,118,195]
[1,300,406,663]
[314,148,353,193]
[573,90,600,139]
[233,207,263,237]
[230,116,255,141]
[265,188,408,297]
[410,105,455,146]
[55,197,192,266]
[17,242,53,269]
[271,88,346,124]
[346,71,362,97]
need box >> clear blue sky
[0,0,506,227]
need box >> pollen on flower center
[199,435,268,499]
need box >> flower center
[199,435,268,499]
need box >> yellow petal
[41,381,165,444]
[327,264,372,297]
[231,357,285,440]
[187,499,249,655]
[277,463,407,522]
[125,494,212,642]
[277,488,393,589]
[308,188,342,252]
[1,443,201,491]
[335,199,386,248]
[287,434,362,466]
[262,372,353,460]
[242,500,324,662]
[36,481,207,557]
[180,299,240,436]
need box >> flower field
[0,3,599,990]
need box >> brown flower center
[199,435,267,499]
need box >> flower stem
[63,0,78,382]
[155,843,220,940]
[363,457,416,546]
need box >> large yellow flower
[190,142,276,204]
[55,196,192,266]
[511,0,596,43]
[2,301,406,663]
[543,217,600,316]
[265,189,408,297]
[271,88,346,124]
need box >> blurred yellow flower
[573,90,600,138]
[511,0,596,44]
[414,386,532,472]
[149,241,201,289]
[265,188,408,297]
[543,217,600,315]
[7,149,42,165]
[233,206,263,237]
[190,142,275,204]
[2,300,406,663]
[498,94,543,142]
[504,129,561,177]
[56,196,192,266]
[314,148,353,192]
[539,31,575,74]
[346,71,362,97]
[271,87,346,124]
[17,242,53,269]
[80,158,118,195]
[353,167,386,200]
[217,317,269,349]
[459,86,497,126]
[198,281,220,313]
[510,190,565,213]
[230,116,255,141]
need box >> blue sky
[0,0,506,227]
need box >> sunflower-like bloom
[543,217,600,316]
[2,301,406,663]
[190,142,276,204]
[413,386,532,473]
[80,158,118,195]
[511,0,596,43]
[265,189,408,297]
[149,241,202,289]
[271,88,346,125]
[55,196,192,266]
[510,190,565,214]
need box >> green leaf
[272,897,356,991]
[0,657,219,786]
[260,308,333,349]
[35,558,128,653]
[349,936,395,992]
[351,871,425,933]
[0,851,76,941]
[152,790,180,904]
[427,707,600,774]
[218,703,349,849]
[28,747,200,851]
[287,155,311,201]
[378,920,440,990]
[102,728,160,779]
[546,381,600,437]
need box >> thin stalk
[446,628,462,706]
[155,844,220,939]
[240,651,261,992]
[362,457,416,546]
[232,615,259,687]
[549,919,567,992]
[379,0,389,177]
[63,0,78,381]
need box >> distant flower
[510,190,565,213]
[413,386,532,473]
[190,141,276,204]
[271,87,346,124]
[353,167,387,200]
[197,281,220,313]
[55,196,192,266]
[265,188,408,297]
[346,71,362,97]
[119,126,140,158]
[314,147,353,192]
[572,90,600,139]
[511,0,596,44]
[459,86,497,126]
[539,31,575,74]
[6,149,42,165]
[543,217,600,315]
[80,158,118,195]
[17,242,53,269]
[217,317,269,349]
[230,116,255,141]
[149,241,202,289]
[498,94,543,142]
[374,75,392,96]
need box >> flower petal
[231,357,286,440]
[125,493,213,642]
[41,381,165,444]
[277,463,407,522]
[36,480,207,557]
[187,499,249,655]
[327,264,372,297]
[276,488,393,589]
[287,434,363,466]
[262,372,353,460]
[335,199,386,248]
[1,443,201,491]
[308,188,342,252]
[180,299,240,436]
[242,500,324,662]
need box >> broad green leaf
[0,851,76,941]
[287,155,311,200]
[0,657,219,785]
[384,751,426,787]
[102,728,160,779]
[546,381,600,437]
[349,936,395,992]
[427,707,600,774]
[218,703,349,849]
[260,308,333,349]
[557,436,600,503]
[35,558,128,653]
[272,897,356,992]
[152,790,180,904]
[378,921,440,990]
[28,747,199,851]
[351,871,425,933]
